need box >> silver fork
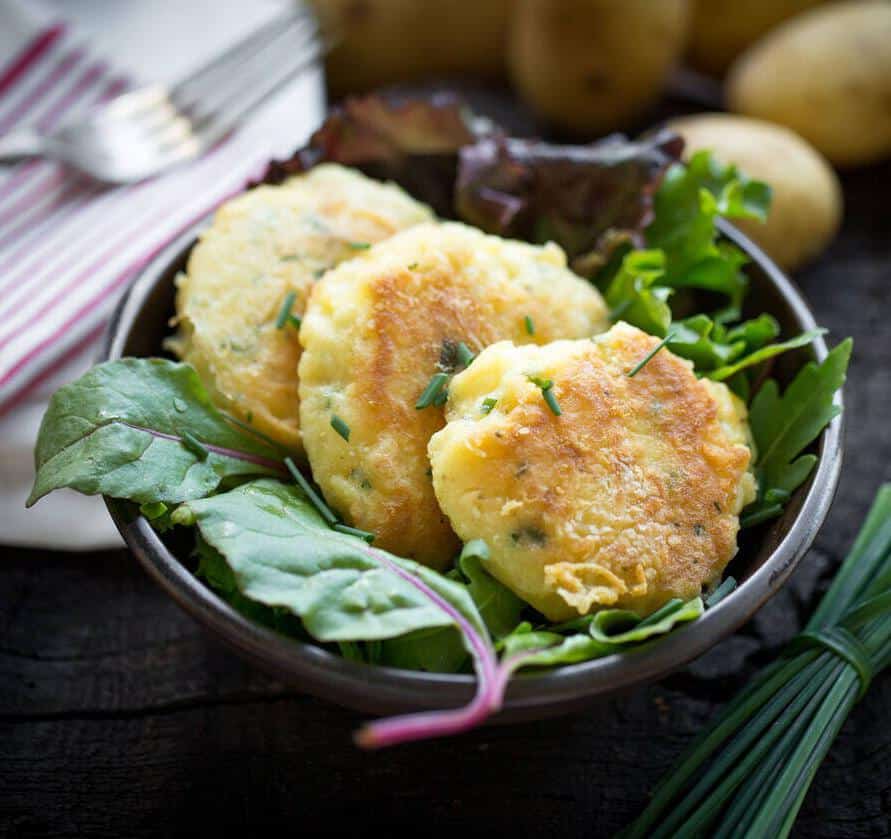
[0,8,322,183]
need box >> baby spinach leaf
[179,478,487,643]
[456,540,526,640]
[497,597,703,671]
[28,358,285,507]
[743,339,852,526]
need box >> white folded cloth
[0,0,325,549]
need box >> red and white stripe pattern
[0,23,282,415]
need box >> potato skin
[298,222,608,569]
[507,0,689,135]
[687,0,826,76]
[428,325,756,620]
[668,113,842,271]
[169,165,433,453]
[727,0,891,167]
[311,0,512,95]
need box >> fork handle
[0,129,45,163]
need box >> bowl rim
[101,215,844,718]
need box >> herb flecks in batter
[275,291,298,330]
[331,415,351,442]
[416,372,449,410]
[528,375,561,416]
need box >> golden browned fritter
[428,323,757,618]
[168,164,433,452]
[298,222,609,569]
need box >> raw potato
[311,0,512,96]
[687,0,826,76]
[727,1,891,167]
[668,113,842,271]
[507,0,690,135]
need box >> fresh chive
[434,387,449,407]
[181,431,209,460]
[275,291,297,329]
[333,523,376,543]
[705,576,738,608]
[528,376,560,415]
[524,315,535,335]
[284,457,338,525]
[331,415,351,441]
[416,372,449,409]
[347,241,371,250]
[542,387,561,416]
[481,397,497,414]
[288,313,302,331]
[456,342,475,368]
[627,332,673,378]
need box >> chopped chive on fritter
[524,315,535,335]
[333,523,376,543]
[416,372,449,409]
[528,375,561,416]
[181,430,209,460]
[481,397,497,414]
[331,414,351,441]
[288,313,302,331]
[284,457,338,525]
[627,333,673,378]
[433,387,449,407]
[347,241,371,250]
[275,291,297,330]
[456,341,475,368]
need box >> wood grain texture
[1,104,890,839]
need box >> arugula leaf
[27,358,285,507]
[743,339,852,526]
[179,478,487,643]
[707,329,825,382]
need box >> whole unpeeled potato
[508,0,689,135]
[312,0,512,96]
[668,114,842,272]
[727,1,891,167]
[687,0,826,76]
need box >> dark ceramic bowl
[102,217,843,721]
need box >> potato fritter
[168,164,434,452]
[298,222,609,569]
[428,323,757,618]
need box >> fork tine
[170,7,314,105]
[180,19,321,148]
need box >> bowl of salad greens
[29,96,848,747]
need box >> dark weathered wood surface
[2,93,890,838]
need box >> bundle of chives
[623,484,891,839]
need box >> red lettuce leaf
[455,130,683,275]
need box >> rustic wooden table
[2,92,889,837]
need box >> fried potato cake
[298,221,609,569]
[168,164,434,452]
[428,323,757,618]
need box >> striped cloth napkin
[0,0,324,548]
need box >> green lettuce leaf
[27,358,285,507]
[644,150,771,308]
[605,249,673,337]
[706,329,825,381]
